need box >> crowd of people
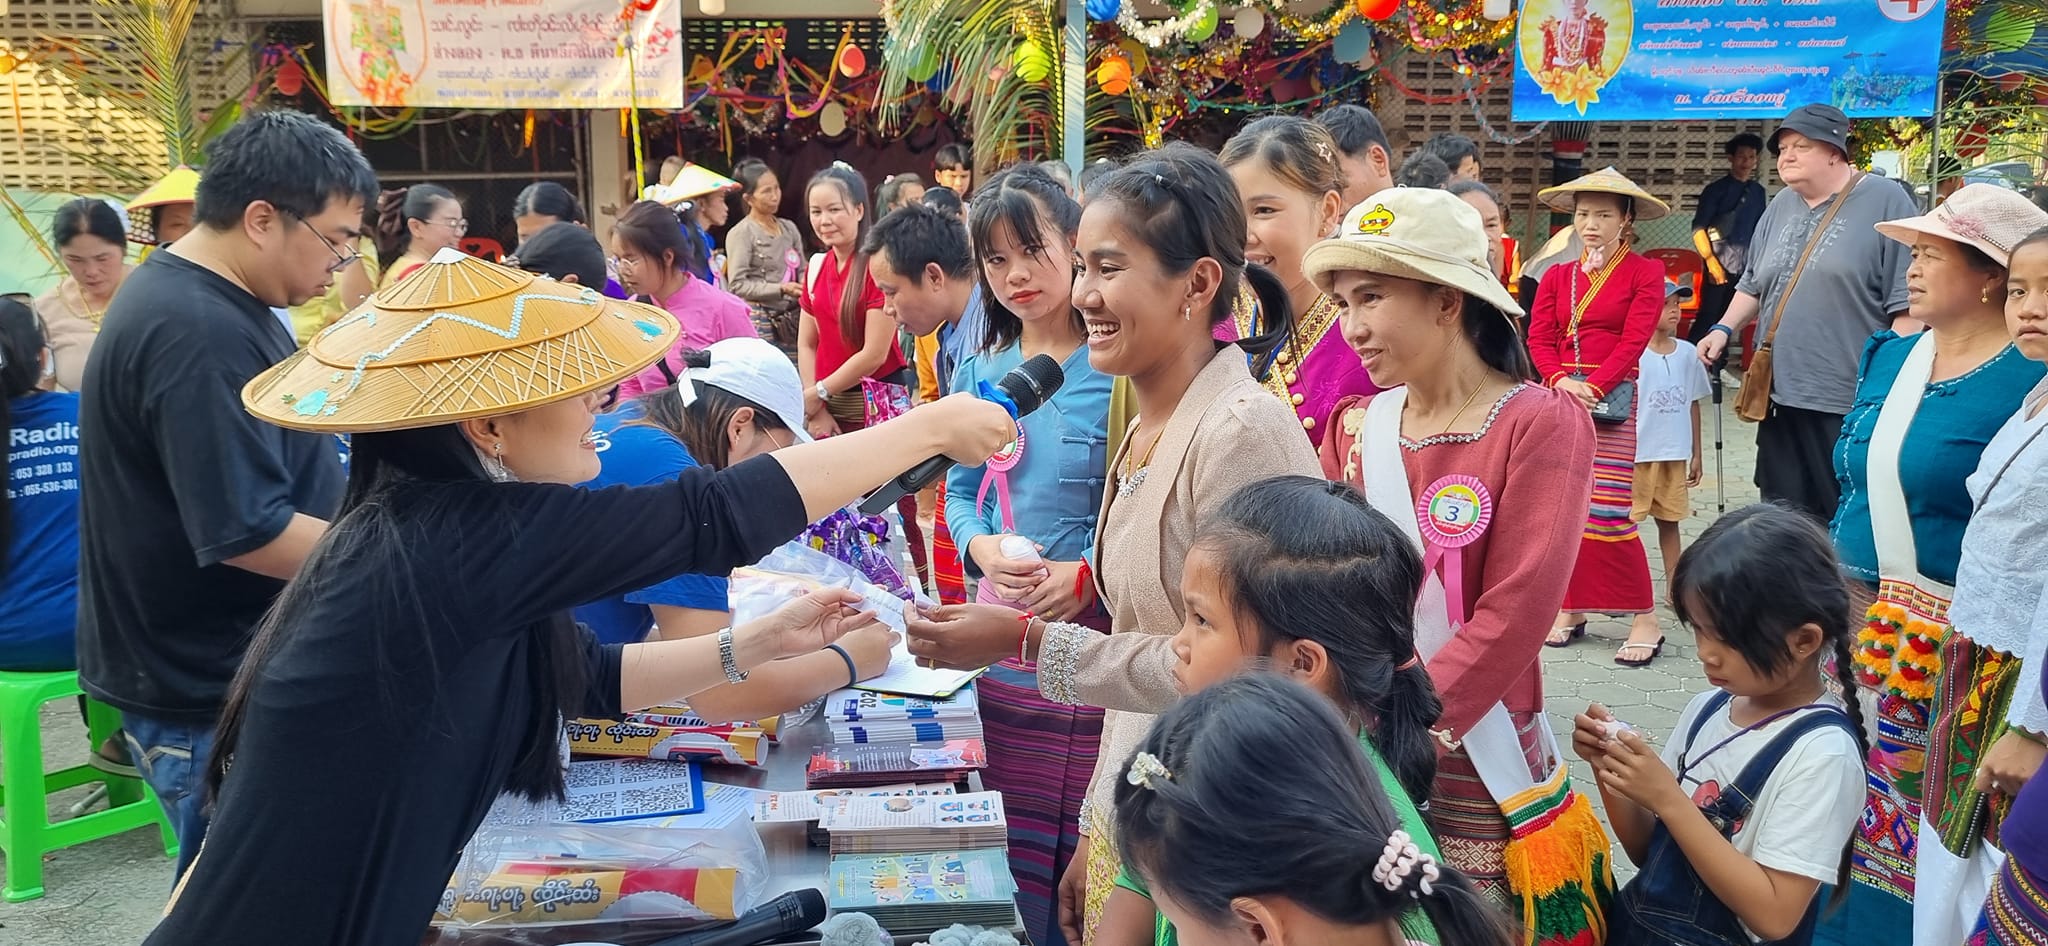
[3,95,2047,946]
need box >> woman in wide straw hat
[1526,166,1672,665]
[140,249,1013,946]
[127,165,200,247]
[1303,188,1608,938]
[1822,184,2048,946]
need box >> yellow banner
[322,0,684,110]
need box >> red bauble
[1355,0,1400,21]
[275,59,305,97]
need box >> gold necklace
[66,280,109,330]
[1118,424,1169,494]
[1429,378,1490,436]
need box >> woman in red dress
[1527,167,1669,666]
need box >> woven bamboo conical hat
[244,248,679,433]
[1537,166,1672,220]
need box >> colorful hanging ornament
[274,57,305,96]
[1097,54,1133,95]
[838,44,866,78]
[1117,0,1221,48]
[906,46,942,83]
[1355,0,1399,22]
[1233,7,1266,38]
[1012,40,1052,83]
[1087,0,1122,22]
[1332,21,1373,62]
[1187,1,1220,41]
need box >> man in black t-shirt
[76,110,377,880]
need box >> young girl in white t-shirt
[1574,503,1867,945]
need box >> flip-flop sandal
[1545,622,1587,648]
[1614,637,1666,667]
[88,734,141,778]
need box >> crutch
[1709,359,1727,515]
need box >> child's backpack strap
[1702,706,1857,835]
[1679,689,1735,758]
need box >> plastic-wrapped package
[731,542,929,638]
[434,812,768,935]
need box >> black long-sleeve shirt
[142,455,807,946]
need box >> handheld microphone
[644,888,827,946]
[857,353,1065,516]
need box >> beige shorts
[1631,460,1690,523]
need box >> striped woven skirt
[978,660,1104,946]
[930,482,966,604]
[1427,709,1546,912]
[1852,693,1930,899]
[1560,416,1653,614]
[1969,854,2048,946]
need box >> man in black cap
[507,221,608,289]
[1695,102,1916,521]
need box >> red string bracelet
[1074,560,1094,607]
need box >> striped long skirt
[1970,854,2048,946]
[1560,416,1654,615]
[1426,709,1547,911]
[979,660,1104,946]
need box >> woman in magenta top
[1213,115,1378,447]
[610,200,755,400]
[798,162,909,439]
[1525,168,1667,664]
[1304,187,1596,910]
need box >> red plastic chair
[460,237,505,262]
[1643,247,1705,331]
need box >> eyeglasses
[295,216,362,274]
[433,217,470,234]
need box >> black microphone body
[856,354,1065,515]
[646,888,826,946]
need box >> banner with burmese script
[1510,0,1944,120]
[321,0,683,109]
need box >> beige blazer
[1065,343,1322,825]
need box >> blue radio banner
[1510,0,1946,121]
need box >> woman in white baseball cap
[574,335,899,719]
[1302,188,1612,935]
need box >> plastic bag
[434,813,767,932]
[731,541,930,637]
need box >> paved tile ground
[1,392,1764,944]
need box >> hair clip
[832,159,853,170]
[1153,173,1166,185]
[1315,141,1334,162]
[1126,751,1173,790]
[1371,830,1440,899]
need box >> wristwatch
[717,626,748,683]
[815,382,831,402]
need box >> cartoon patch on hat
[1357,204,1397,236]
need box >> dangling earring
[483,442,515,482]
[1983,287,1994,304]
[1181,302,1192,321]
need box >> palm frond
[41,0,205,175]
[878,0,1065,168]
[0,188,58,271]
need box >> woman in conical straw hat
[1525,166,1672,666]
[1304,188,1610,935]
[127,165,200,247]
[142,249,1014,946]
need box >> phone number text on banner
[1511,0,1945,122]
[322,0,684,110]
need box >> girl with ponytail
[1114,674,1519,946]
[1216,115,1380,446]
[1100,474,1454,945]
[901,144,1322,945]
[1576,503,1867,946]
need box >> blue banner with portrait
[1510,0,1946,121]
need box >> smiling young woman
[1216,116,1380,446]
[904,145,1321,946]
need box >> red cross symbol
[1880,0,1938,23]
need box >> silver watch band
[717,626,748,683]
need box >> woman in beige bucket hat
[1302,188,1610,924]
[141,249,1015,945]
[1829,182,2048,946]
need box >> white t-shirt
[1635,338,1712,462]
[1660,690,1864,942]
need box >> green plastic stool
[0,669,178,901]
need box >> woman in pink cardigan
[610,200,755,400]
